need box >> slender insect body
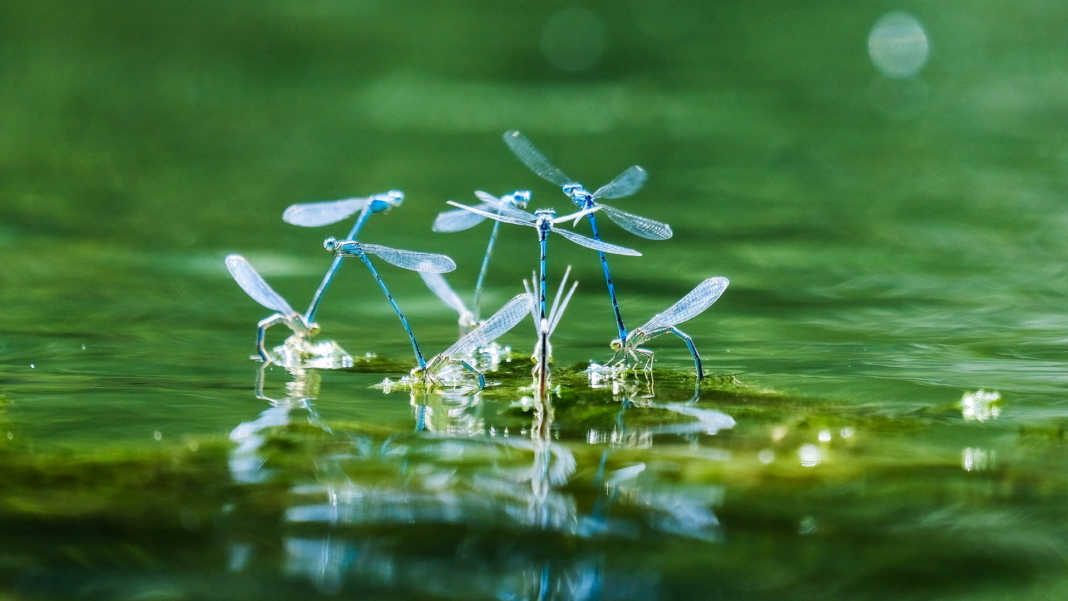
[225,254,323,362]
[413,293,534,390]
[286,189,406,323]
[322,237,458,370]
[608,277,729,380]
[501,130,668,341]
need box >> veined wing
[599,204,673,240]
[224,254,296,315]
[639,277,729,333]
[552,228,642,256]
[359,244,457,273]
[445,201,535,228]
[283,197,369,227]
[442,293,533,358]
[433,203,493,232]
[503,130,573,188]
[592,165,647,200]
[419,272,470,316]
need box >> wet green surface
[3,1,1068,599]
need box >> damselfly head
[509,190,532,209]
[533,208,557,227]
[563,184,591,204]
[609,338,624,351]
[370,190,404,213]
[307,321,322,337]
[323,237,339,252]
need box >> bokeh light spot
[868,12,929,78]
[540,7,606,73]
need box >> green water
[4,1,1068,598]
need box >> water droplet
[758,449,775,464]
[154,431,162,441]
[818,430,832,442]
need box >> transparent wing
[555,205,602,224]
[472,191,536,222]
[432,203,492,232]
[598,204,673,240]
[224,254,295,315]
[592,165,647,200]
[282,197,369,227]
[442,293,533,358]
[419,272,470,316]
[473,190,503,205]
[445,201,536,228]
[359,244,457,273]
[640,277,730,333]
[546,265,571,332]
[503,130,574,188]
[549,280,578,336]
[552,228,642,256]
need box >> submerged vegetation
[4,366,1068,599]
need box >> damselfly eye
[323,237,337,251]
[513,190,531,208]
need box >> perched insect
[609,277,730,379]
[283,190,405,322]
[412,292,535,390]
[523,266,579,396]
[444,197,639,322]
[324,238,456,370]
[503,131,672,341]
[224,254,319,362]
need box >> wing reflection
[226,366,737,598]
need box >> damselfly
[609,277,729,380]
[412,292,534,390]
[444,198,639,323]
[524,266,578,396]
[503,131,672,340]
[283,190,404,322]
[225,254,320,363]
[324,237,456,369]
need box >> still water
[2,1,1068,599]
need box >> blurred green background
[3,0,1068,432]
[3,1,1068,598]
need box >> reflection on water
[226,367,736,597]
